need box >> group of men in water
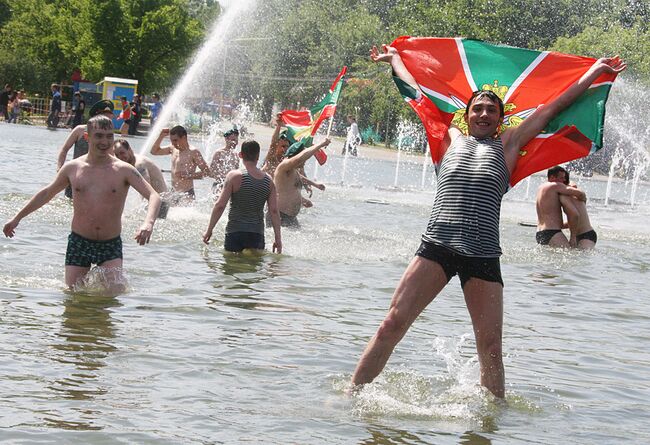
[2,45,623,399]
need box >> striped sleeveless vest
[422,135,510,257]
[226,172,271,235]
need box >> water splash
[140,0,258,156]
[602,78,650,206]
[393,119,425,188]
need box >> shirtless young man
[113,139,170,218]
[535,166,588,248]
[3,115,161,293]
[210,128,240,196]
[203,140,282,254]
[150,125,212,204]
[270,138,331,228]
[56,100,115,198]
[538,166,598,249]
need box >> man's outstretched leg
[351,256,448,385]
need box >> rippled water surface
[1,124,649,443]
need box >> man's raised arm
[56,125,85,170]
[504,57,626,153]
[151,128,172,155]
[284,139,331,170]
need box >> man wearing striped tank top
[203,140,282,254]
[351,44,626,398]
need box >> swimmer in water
[3,115,161,294]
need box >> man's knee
[376,309,409,342]
[477,336,502,360]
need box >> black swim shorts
[224,231,265,252]
[415,241,503,288]
[536,229,563,245]
[577,229,597,244]
[266,211,300,229]
[168,188,195,206]
[65,232,123,267]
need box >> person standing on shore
[72,92,85,127]
[350,44,625,398]
[150,93,163,127]
[46,84,62,128]
[0,84,11,121]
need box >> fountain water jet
[140,0,257,156]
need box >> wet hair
[113,138,131,151]
[547,165,569,184]
[465,90,505,118]
[86,114,114,133]
[170,125,187,138]
[241,140,260,161]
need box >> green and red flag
[391,36,620,186]
[280,66,347,164]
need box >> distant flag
[280,66,348,165]
[390,36,620,186]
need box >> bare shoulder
[138,155,156,168]
[71,124,86,138]
[226,169,242,180]
[60,158,82,174]
[211,147,226,158]
[115,158,140,175]
[190,147,205,158]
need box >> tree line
[1,0,647,146]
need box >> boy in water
[350,44,625,398]
[203,140,282,254]
[210,127,240,196]
[151,125,212,204]
[3,115,161,293]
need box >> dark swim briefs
[577,229,598,244]
[536,229,563,245]
[415,241,503,288]
[65,232,123,267]
[168,188,195,206]
[224,231,265,252]
[266,211,300,228]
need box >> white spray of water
[140,0,257,156]
[602,78,650,206]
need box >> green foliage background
[1,0,647,142]
[0,0,220,93]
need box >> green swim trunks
[65,232,123,267]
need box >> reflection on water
[361,425,430,444]
[49,292,120,401]
[459,430,493,445]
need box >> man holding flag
[267,67,347,227]
[350,40,625,398]
[271,138,331,228]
